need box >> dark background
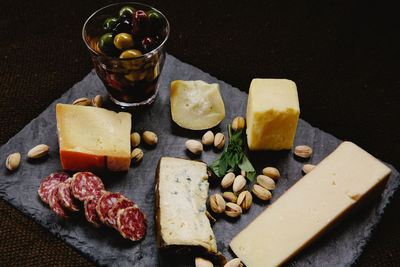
[0,0,399,266]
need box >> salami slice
[38,172,70,204]
[116,207,147,241]
[107,198,137,229]
[71,172,104,201]
[84,190,106,227]
[96,192,127,226]
[58,178,79,212]
[48,185,69,218]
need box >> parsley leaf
[209,124,256,182]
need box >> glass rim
[82,2,170,60]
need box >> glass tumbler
[82,2,170,108]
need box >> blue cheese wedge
[155,157,217,254]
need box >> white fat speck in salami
[84,190,107,227]
[58,178,80,212]
[71,172,104,201]
[117,206,147,241]
[38,172,70,204]
[49,185,69,218]
[96,192,127,226]
[107,198,137,229]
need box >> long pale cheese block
[230,141,391,267]
[56,104,131,171]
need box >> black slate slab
[0,54,399,267]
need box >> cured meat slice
[58,178,79,212]
[71,172,104,201]
[96,192,127,226]
[84,190,107,227]
[38,172,70,204]
[117,207,147,241]
[107,198,137,229]
[48,185,69,218]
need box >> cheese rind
[155,157,217,253]
[56,104,131,171]
[246,79,300,150]
[230,141,391,267]
[170,80,225,130]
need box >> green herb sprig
[209,124,256,181]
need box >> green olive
[125,70,146,82]
[103,17,118,32]
[146,10,164,29]
[120,49,144,70]
[98,33,116,55]
[120,49,143,58]
[119,6,136,20]
[113,33,134,50]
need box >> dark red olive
[141,37,157,52]
[112,19,132,36]
[132,10,149,36]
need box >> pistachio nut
[6,152,21,171]
[195,257,214,267]
[262,167,280,179]
[240,169,247,178]
[185,140,203,155]
[214,133,225,150]
[232,175,246,194]
[224,258,243,267]
[222,192,238,203]
[202,131,214,146]
[92,95,103,107]
[294,145,313,158]
[225,202,242,218]
[252,184,272,201]
[232,116,245,131]
[257,175,276,190]
[131,148,143,163]
[130,132,141,147]
[209,194,226,214]
[142,131,158,146]
[221,172,235,188]
[28,144,49,159]
[236,190,252,211]
[302,164,316,174]
[72,97,91,106]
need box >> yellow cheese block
[170,80,225,130]
[246,79,300,150]
[56,104,131,171]
[230,141,391,267]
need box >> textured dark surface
[0,0,399,266]
[0,55,399,267]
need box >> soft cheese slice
[230,141,391,267]
[155,157,217,253]
[170,80,225,130]
[246,79,300,150]
[56,104,131,171]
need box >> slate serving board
[0,54,399,267]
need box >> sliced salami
[96,192,127,226]
[71,172,104,201]
[116,207,147,241]
[58,178,79,212]
[48,185,69,218]
[84,190,107,227]
[38,172,70,204]
[107,198,137,229]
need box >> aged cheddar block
[230,141,391,267]
[155,157,217,254]
[56,104,131,171]
[246,79,300,150]
[170,80,225,130]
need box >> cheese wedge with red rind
[56,104,131,171]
